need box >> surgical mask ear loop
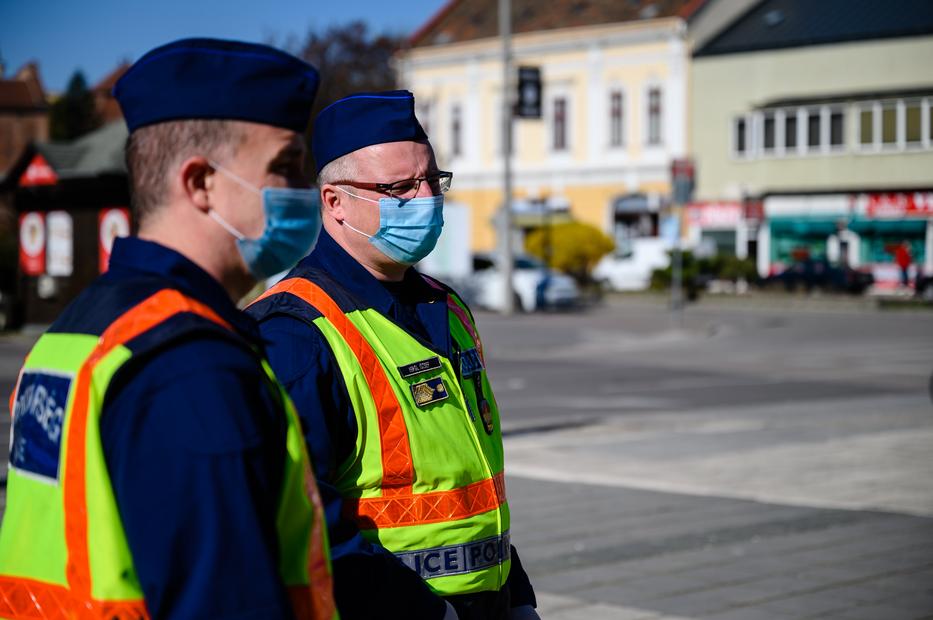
[208,210,246,241]
[334,185,377,239]
[335,185,379,204]
[205,159,257,241]
[208,159,262,195]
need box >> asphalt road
[475,298,933,619]
[1,297,931,618]
[479,299,929,431]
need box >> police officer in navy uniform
[248,92,539,619]
[1,39,331,619]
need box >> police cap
[114,38,319,133]
[312,90,427,173]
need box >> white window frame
[732,115,750,159]
[774,109,787,157]
[608,88,626,149]
[449,103,463,160]
[644,85,664,147]
[826,106,846,153]
[924,97,932,150]
[879,100,899,151]
[546,89,573,156]
[761,110,776,156]
[804,106,822,153]
[903,97,925,149]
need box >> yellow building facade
[396,18,689,253]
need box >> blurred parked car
[765,259,874,295]
[594,237,670,291]
[469,253,580,312]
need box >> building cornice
[398,18,686,70]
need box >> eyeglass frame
[327,170,453,198]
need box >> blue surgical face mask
[208,161,321,279]
[337,187,444,265]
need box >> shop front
[759,192,933,288]
[2,121,130,324]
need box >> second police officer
[248,91,540,620]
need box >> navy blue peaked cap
[312,90,427,173]
[114,38,319,133]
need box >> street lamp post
[499,0,515,315]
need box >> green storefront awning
[769,218,841,237]
[847,218,928,235]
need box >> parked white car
[468,253,580,312]
[594,237,671,291]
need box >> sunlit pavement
[477,298,933,619]
[1,298,931,618]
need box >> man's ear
[178,157,213,213]
[320,184,345,222]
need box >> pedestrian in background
[0,38,336,619]
[248,91,539,620]
[895,241,913,288]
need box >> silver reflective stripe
[395,531,511,579]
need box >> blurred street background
[1,297,932,618]
[3,0,933,618]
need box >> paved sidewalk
[501,389,933,618]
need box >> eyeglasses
[331,171,453,198]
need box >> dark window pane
[648,88,662,145]
[786,114,798,149]
[859,108,873,145]
[882,107,897,144]
[764,115,775,150]
[553,98,567,151]
[610,91,623,147]
[807,111,820,148]
[906,104,922,143]
[830,111,844,146]
[735,118,746,154]
[452,105,462,156]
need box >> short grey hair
[317,152,358,187]
[125,119,246,224]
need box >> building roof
[37,120,128,179]
[0,62,47,112]
[696,0,933,57]
[93,63,130,123]
[2,120,128,190]
[409,0,693,47]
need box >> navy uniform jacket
[51,237,296,619]
[250,229,536,619]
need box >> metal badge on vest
[250,275,510,597]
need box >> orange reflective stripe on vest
[67,290,230,617]
[0,574,147,620]
[1,289,334,620]
[0,290,225,619]
[254,278,508,529]
[347,472,507,530]
[256,279,416,496]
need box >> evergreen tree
[49,71,100,140]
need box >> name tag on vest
[11,370,72,483]
[411,377,449,407]
[398,356,442,379]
